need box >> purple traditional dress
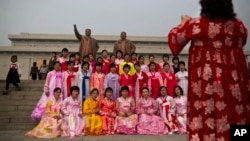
[104,72,120,100]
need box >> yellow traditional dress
[83,97,103,135]
[25,98,62,138]
[118,61,136,75]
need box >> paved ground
[0,131,186,141]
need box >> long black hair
[200,0,236,20]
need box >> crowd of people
[26,48,188,138]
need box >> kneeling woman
[61,86,84,137]
[136,87,167,135]
[83,88,103,135]
[99,87,116,134]
[116,86,138,134]
[26,87,63,138]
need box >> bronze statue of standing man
[74,25,99,60]
[113,32,136,55]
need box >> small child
[4,55,21,94]
[61,86,84,137]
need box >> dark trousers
[5,82,19,90]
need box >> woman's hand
[181,15,191,25]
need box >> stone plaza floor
[0,130,186,141]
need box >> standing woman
[168,0,250,140]
[57,48,69,72]
[99,87,117,134]
[115,86,138,134]
[161,63,177,97]
[175,61,188,96]
[174,86,187,134]
[31,61,63,121]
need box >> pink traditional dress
[132,71,148,103]
[102,58,110,74]
[168,17,250,140]
[147,71,163,99]
[31,70,63,121]
[62,71,76,99]
[174,96,187,134]
[115,97,138,134]
[161,71,177,97]
[156,95,178,134]
[115,58,124,66]
[136,97,167,135]
[104,72,120,100]
[90,72,105,99]
[57,57,68,72]
[119,74,135,98]
[26,97,62,138]
[73,61,81,72]
[99,98,117,134]
[61,96,84,137]
[89,61,96,73]
[140,64,149,73]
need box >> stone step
[0,80,45,85]
[0,116,36,124]
[0,100,38,106]
[0,123,36,131]
[0,105,35,112]
[0,110,33,117]
[0,94,40,101]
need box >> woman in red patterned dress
[168,0,250,140]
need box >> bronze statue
[113,32,136,55]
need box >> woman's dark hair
[149,62,156,67]
[200,0,236,20]
[33,62,37,66]
[149,55,154,59]
[70,86,80,94]
[95,62,102,68]
[174,86,184,97]
[162,54,169,59]
[172,56,179,63]
[141,87,149,92]
[123,64,131,71]
[178,61,186,67]
[67,61,74,65]
[120,86,129,96]
[83,55,89,60]
[75,52,80,56]
[88,53,93,57]
[90,88,99,95]
[138,55,144,60]
[97,57,103,61]
[116,50,123,57]
[61,48,69,52]
[163,62,170,67]
[109,63,116,69]
[131,52,137,57]
[81,61,90,69]
[104,87,113,97]
[134,62,140,68]
[110,54,116,58]
[124,53,130,58]
[69,53,75,58]
[53,61,61,66]
[53,87,61,93]
[101,49,108,54]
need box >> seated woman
[156,86,177,134]
[136,87,167,135]
[25,87,62,138]
[99,87,117,134]
[174,86,187,134]
[83,88,103,135]
[61,86,84,137]
[116,86,138,134]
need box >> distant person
[168,0,250,140]
[30,62,39,80]
[3,55,21,95]
[48,52,57,71]
[39,60,49,80]
[113,32,136,55]
[74,25,99,60]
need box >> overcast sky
[0,0,249,50]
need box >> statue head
[120,32,126,40]
[85,28,91,37]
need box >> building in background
[0,32,249,80]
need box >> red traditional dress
[161,71,177,97]
[57,57,68,72]
[132,71,148,103]
[147,71,163,99]
[119,74,135,98]
[73,61,81,72]
[148,62,161,72]
[168,17,250,141]
[62,71,76,99]
[99,98,116,134]
[102,58,110,74]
